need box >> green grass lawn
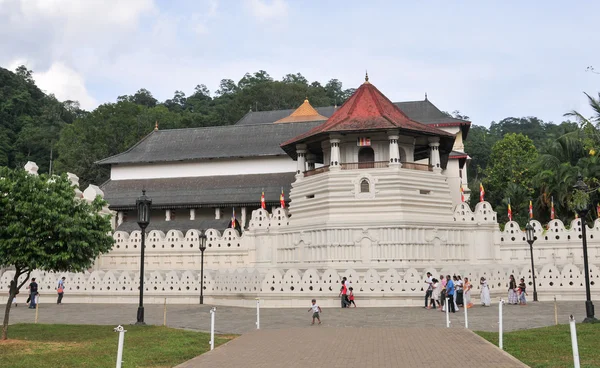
[477,323,600,368]
[0,324,234,368]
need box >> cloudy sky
[1,0,599,126]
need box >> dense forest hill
[1,66,599,225]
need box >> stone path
[175,327,527,368]
[8,301,588,334]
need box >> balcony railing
[400,162,433,172]
[303,161,433,176]
[304,165,330,177]
[341,161,389,170]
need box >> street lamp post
[199,232,207,305]
[525,222,538,302]
[573,175,597,323]
[135,190,152,325]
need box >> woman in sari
[480,277,491,306]
[508,275,518,305]
[463,277,473,308]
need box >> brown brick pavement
[175,327,527,368]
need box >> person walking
[27,278,38,309]
[445,275,455,313]
[430,278,439,309]
[339,277,349,308]
[57,277,66,304]
[508,275,518,305]
[424,272,433,309]
[463,277,473,308]
[518,278,527,305]
[308,299,322,325]
[348,287,357,307]
[480,277,491,306]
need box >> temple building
[98,75,471,233]
[3,76,599,307]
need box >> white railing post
[569,315,581,368]
[209,307,216,351]
[464,299,468,329]
[445,297,450,328]
[114,325,127,368]
[255,298,260,330]
[499,298,504,350]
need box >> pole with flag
[597,203,600,218]
[232,207,236,228]
[460,186,465,203]
[280,188,285,209]
[550,196,555,220]
[508,198,513,221]
[260,191,266,210]
[529,200,533,219]
[480,183,485,202]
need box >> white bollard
[499,298,505,350]
[464,299,468,329]
[569,315,581,368]
[445,297,450,328]
[114,325,127,368]
[209,307,216,351]
[255,298,260,330]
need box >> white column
[428,137,442,174]
[296,144,307,177]
[165,209,171,221]
[388,131,401,168]
[117,211,124,226]
[215,208,221,219]
[190,208,196,220]
[330,135,341,170]
[241,207,247,229]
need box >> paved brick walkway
[7,301,588,334]
[175,327,527,368]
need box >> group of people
[424,272,492,312]
[9,276,66,308]
[338,277,356,308]
[507,274,528,305]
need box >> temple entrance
[358,147,375,168]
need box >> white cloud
[245,0,287,21]
[34,62,98,110]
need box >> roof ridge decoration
[274,98,328,124]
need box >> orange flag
[280,188,285,209]
[260,191,266,210]
[479,183,485,202]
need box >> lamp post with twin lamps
[525,222,538,302]
[573,175,597,323]
[135,190,152,325]
[199,232,207,305]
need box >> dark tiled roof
[101,172,295,209]
[236,101,469,127]
[115,218,231,233]
[97,122,322,165]
[281,82,455,147]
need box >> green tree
[483,133,538,208]
[0,167,114,340]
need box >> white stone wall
[110,156,296,180]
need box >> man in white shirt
[424,272,433,309]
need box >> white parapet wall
[4,161,599,307]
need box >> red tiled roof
[282,81,454,147]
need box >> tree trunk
[2,269,30,340]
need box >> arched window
[358,147,375,168]
[360,179,370,193]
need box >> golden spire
[154,121,158,131]
[364,70,370,84]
